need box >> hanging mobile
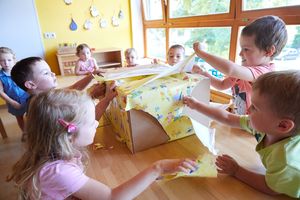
[90,5,99,17]
[64,0,72,5]
[84,19,93,30]
[69,16,78,31]
[118,10,124,19]
[99,18,108,28]
[111,16,119,27]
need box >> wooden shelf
[57,48,122,75]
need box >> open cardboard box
[103,54,212,153]
[106,74,210,153]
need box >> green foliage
[291,26,300,49]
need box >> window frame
[141,0,300,62]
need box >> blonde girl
[0,47,29,141]
[124,48,138,67]
[8,89,197,200]
[75,43,102,75]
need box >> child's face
[0,53,15,72]
[30,60,57,94]
[239,35,271,67]
[167,48,184,66]
[125,52,138,67]
[78,47,91,61]
[248,90,280,135]
[74,101,99,147]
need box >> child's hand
[192,64,205,75]
[152,58,159,64]
[215,154,240,176]
[154,158,198,175]
[94,68,107,75]
[89,83,106,99]
[105,81,117,101]
[183,96,199,110]
[193,42,207,52]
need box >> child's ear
[266,45,276,57]
[278,119,295,134]
[24,80,37,90]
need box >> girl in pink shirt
[8,89,197,200]
[75,43,103,75]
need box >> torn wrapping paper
[160,153,217,180]
[101,53,217,154]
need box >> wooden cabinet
[57,48,122,75]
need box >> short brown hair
[253,70,300,133]
[76,43,90,56]
[242,15,287,59]
[11,57,43,91]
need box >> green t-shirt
[240,115,300,198]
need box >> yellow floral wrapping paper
[108,73,206,141]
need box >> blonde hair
[8,89,93,199]
[124,48,137,57]
[168,44,185,55]
[253,70,300,133]
[0,46,16,60]
[76,43,91,56]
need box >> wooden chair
[0,117,7,139]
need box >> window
[243,0,299,11]
[169,0,231,18]
[146,28,166,59]
[141,0,300,71]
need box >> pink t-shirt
[38,157,89,200]
[77,58,96,73]
[228,63,275,115]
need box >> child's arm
[73,158,197,200]
[193,42,255,82]
[0,81,21,109]
[216,154,279,195]
[68,74,94,91]
[183,96,240,128]
[95,82,117,121]
[192,65,234,90]
[75,60,91,75]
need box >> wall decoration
[111,16,119,27]
[69,17,78,31]
[90,5,99,17]
[99,18,108,28]
[118,10,124,19]
[64,0,72,5]
[84,19,93,30]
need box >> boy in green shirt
[184,70,300,198]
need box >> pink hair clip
[58,119,77,133]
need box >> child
[8,89,197,199]
[75,43,103,75]
[124,48,139,67]
[0,47,29,141]
[11,57,110,120]
[192,15,287,114]
[183,70,300,198]
[153,44,185,66]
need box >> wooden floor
[0,76,294,199]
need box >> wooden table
[87,121,293,200]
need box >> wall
[35,0,132,74]
[0,0,44,60]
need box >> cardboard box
[106,73,210,153]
